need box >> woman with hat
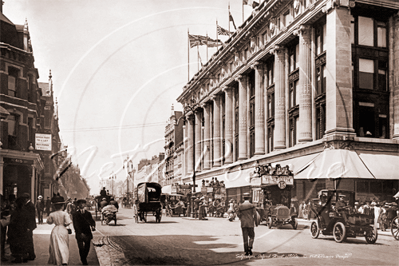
[47,195,72,265]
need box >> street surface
[92,208,399,265]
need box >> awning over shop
[295,149,375,179]
[162,185,171,194]
[357,151,399,180]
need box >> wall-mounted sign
[35,133,52,151]
[261,175,293,186]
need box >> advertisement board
[35,133,52,151]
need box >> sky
[4,0,258,194]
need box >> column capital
[293,25,312,36]
[210,94,219,101]
[234,75,242,82]
[269,45,284,55]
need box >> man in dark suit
[236,193,257,256]
[22,193,36,260]
[72,199,96,265]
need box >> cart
[310,189,378,244]
[251,163,297,229]
[134,182,162,223]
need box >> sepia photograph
[1,0,399,265]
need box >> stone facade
[177,0,399,203]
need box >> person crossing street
[236,193,258,256]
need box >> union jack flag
[188,34,208,48]
[217,25,233,36]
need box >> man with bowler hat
[72,199,96,265]
[236,193,257,256]
[22,193,36,260]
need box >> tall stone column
[203,103,211,170]
[392,14,399,139]
[186,114,194,174]
[195,109,202,173]
[212,95,221,167]
[238,75,248,160]
[223,87,234,164]
[273,46,286,149]
[0,157,3,195]
[253,62,265,155]
[325,6,354,136]
[296,25,313,142]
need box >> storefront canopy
[295,149,375,179]
[162,185,171,194]
[357,151,399,180]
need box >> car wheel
[365,227,378,244]
[268,217,273,229]
[310,221,319,239]
[391,216,399,240]
[333,222,347,243]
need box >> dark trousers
[1,225,6,258]
[37,210,43,224]
[77,238,91,263]
[26,231,35,258]
[241,227,255,252]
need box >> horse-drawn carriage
[94,194,117,225]
[133,182,163,223]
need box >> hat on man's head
[52,195,65,205]
[38,195,43,200]
[76,199,86,205]
[243,193,251,199]
[339,194,346,198]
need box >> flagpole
[188,29,190,82]
[216,19,219,49]
[206,32,208,62]
[197,44,199,72]
[228,3,230,32]
[242,1,244,25]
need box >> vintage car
[310,189,377,244]
[266,203,297,229]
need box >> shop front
[0,150,44,202]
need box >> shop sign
[35,133,52,151]
[207,187,213,193]
[261,175,293,186]
[201,187,207,194]
[4,158,33,165]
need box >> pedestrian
[72,199,96,265]
[8,197,29,263]
[36,195,45,224]
[0,194,11,262]
[47,194,71,265]
[66,198,76,221]
[236,193,258,256]
[21,193,37,260]
[46,196,52,216]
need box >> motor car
[310,189,377,244]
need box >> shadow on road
[109,234,307,265]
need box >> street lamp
[178,98,197,218]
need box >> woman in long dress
[47,199,72,265]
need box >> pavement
[2,217,100,266]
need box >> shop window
[357,181,368,193]
[370,181,382,194]
[358,103,375,137]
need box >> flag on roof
[206,36,222,47]
[243,0,259,8]
[217,24,233,36]
[229,12,237,30]
[188,34,208,48]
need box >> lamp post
[178,98,197,218]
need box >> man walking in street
[72,199,96,265]
[22,193,36,260]
[45,196,52,216]
[36,195,44,224]
[236,193,257,256]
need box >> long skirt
[48,225,69,265]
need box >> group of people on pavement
[0,192,96,265]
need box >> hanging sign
[35,133,52,151]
